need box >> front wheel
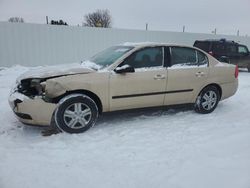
[194,86,220,114]
[54,94,98,134]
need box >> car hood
[17,62,99,81]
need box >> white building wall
[0,22,250,67]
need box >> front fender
[44,73,110,112]
[45,79,67,98]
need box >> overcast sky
[0,0,249,36]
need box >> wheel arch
[198,83,222,100]
[52,89,103,114]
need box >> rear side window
[212,43,226,54]
[194,41,210,52]
[197,51,208,66]
[170,47,208,67]
[171,47,197,66]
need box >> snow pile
[169,63,208,69]
[122,42,157,46]
[0,67,250,188]
[80,60,102,70]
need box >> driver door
[109,47,167,111]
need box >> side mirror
[114,65,135,74]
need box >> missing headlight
[30,79,45,95]
[18,78,45,97]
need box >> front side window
[238,45,249,54]
[121,47,163,69]
[170,47,208,67]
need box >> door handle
[154,74,166,80]
[195,72,205,77]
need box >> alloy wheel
[201,90,217,111]
[63,103,92,129]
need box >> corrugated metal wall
[0,22,250,67]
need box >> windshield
[89,46,134,69]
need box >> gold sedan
[9,43,238,133]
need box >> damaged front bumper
[9,90,57,126]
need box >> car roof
[195,39,239,45]
[120,42,196,48]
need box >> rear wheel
[195,86,220,114]
[54,94,98,134]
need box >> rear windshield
[194,41,210,52]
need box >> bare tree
[83,9,112,28]
[8,17,24,23]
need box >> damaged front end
[9,64,95,127]
[17,78,46,98]
[9,78,58,126]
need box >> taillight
[209,51,214,56]
[235,65,239,78]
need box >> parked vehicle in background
[9,43,238,134]
[194,39,250,72]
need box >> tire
[194,86,220,114]
[248,67,250,72]
[54,94,98,134]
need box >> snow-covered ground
[0,66,250,188]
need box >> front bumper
[9,91,57,126]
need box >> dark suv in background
[194,39,250,72]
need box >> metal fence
[0,22,249,67]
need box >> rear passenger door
[165,47,209,105]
